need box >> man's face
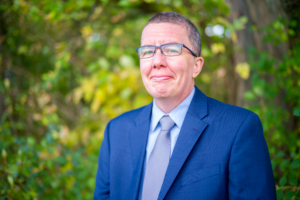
[140,22,203,103]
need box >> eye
[141,50,154,57]
[162,44,182,55]
[164,47,180,54]
[145,50,154,54]
[169,48,179,53]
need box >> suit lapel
[158,87,209,200]
[128,103,152,199]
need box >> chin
[148,87,173,99]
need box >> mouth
[150,76,172,81]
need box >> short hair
[145,12,201,57]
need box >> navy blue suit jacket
[94,87,276,200]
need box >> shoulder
[108,103,151,128]
[103,103,151,144]
[205,97,261,125]
[207,97,251,114]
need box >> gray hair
[145,12,201,57]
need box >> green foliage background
[0,0,299,199]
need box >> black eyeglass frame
[136,43,197,59]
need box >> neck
[154,85,194,113]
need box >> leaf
[4,78,10,88]
[91,98,101,113]
[253,86,263,96]
[119,55,135,68]
[98,57,109,70]
[233,16,248,30]
[293,107,300,116]
[18,45,28,54]
[81,25,92,38]
[73,88,83,104]
[277,151,284,158]
[6,164,18,175]
[44,11,56,21]
[276,189,283,200]
[235,62,250,79]
[211,43,225,54]
[291,158,300,169]
[120,88,133,100]
[284,191,296,199]
[81,77,97,102]
[288,174,298,186]
[279,176,287,186]
[244,91,255,101]
[231,31,237,43]
[7,176,14,187]
[200,73,211,84]
[2,149,7,158]
[144,0,156,3]
[27,137,35,145]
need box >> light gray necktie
[141,115,175,200]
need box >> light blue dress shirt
[145,87,195,163]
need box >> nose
[152,47,167,69]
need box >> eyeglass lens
[137,43,182,59]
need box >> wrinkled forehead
[141,22,190,45]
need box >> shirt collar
[151,87,195,131]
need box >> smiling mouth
[151,76,172,81]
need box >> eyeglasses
[136,43,197,59]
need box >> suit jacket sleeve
[228,112,276,199]
[94,122,111,200]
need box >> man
[94,12,276,200]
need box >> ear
[192,57,204,78]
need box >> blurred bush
[0,0,299,199]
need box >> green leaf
[233,16,248,30]
[118,0,131,7]
[119,55,135,68]
[277,151,284,158]
[291,158,300,169]
[288,174,298,186]
[293,107,300,116]
[253,86,263,96]
[120,88,133,100]
[284,191,296,199]
[6,164,18,175]
[17,45,28,54]
[100,0,109,5]
[27,137,36,146]
[7,176,14,187]
[244,91,256,101]
[279,176,287,186]
[2,149,7,158]
[296,191,300,198]
[276,189,283,200]
[289,20,297,28]
[98,57,109,70]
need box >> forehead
[141,23,189,46]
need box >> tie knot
[159,115,175,131]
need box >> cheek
[184,59,195,75]
[140,67,150,79]
[140,62,150,77]
[168,60,192,78]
